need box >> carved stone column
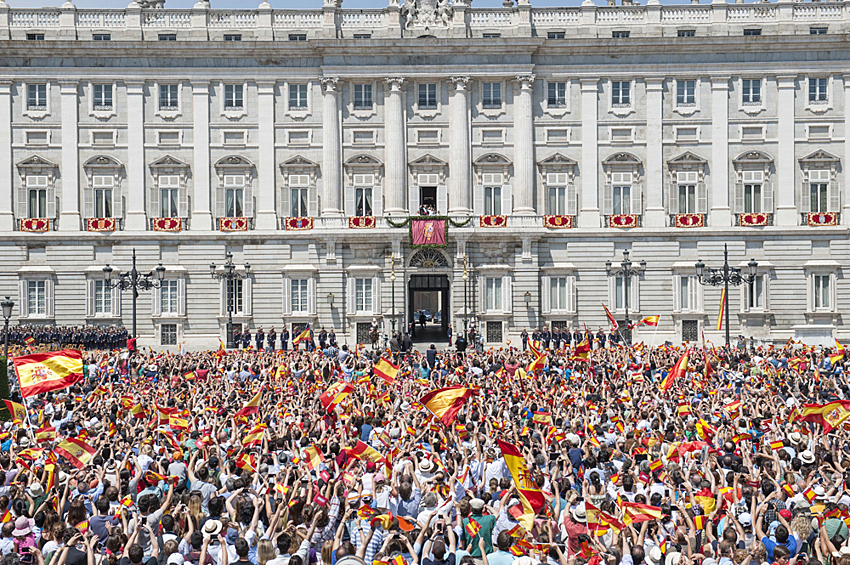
[321,77,343,216]
[710,76,732,227]
[775,75,797,226]
[513,75,535,215]
[255,80,278,229]
[59,80,81,231]
[449,76,471,215]
[384,77,407,215]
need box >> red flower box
[543,215,573,229]
[86,218,116,232]
[739,213,768,227]
[608,214,638,228]
[348,216,376,229]
[479,215,507,228]
[19,218,49,232]
[152,217,182,232]
[807,212,838,226]
[674,213,704,228]
[284,217,314,231]
[219,217,249,232]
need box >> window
[485,277,503,311]
[483,82,501,108]
[678,29,695,37]
[26,34,44,41]
[612,172,631,215]
[418,129,438,144]
[612,81,630,107]
[353,131,374,145]
[679,275,700,312]
[92,131,114,146]
[549,186,567,215]
[224,84,243,109]
[289,84,308,110]
[224,175,245,217]
[677,79,696,106]
[289,34,307,41]
[482,130,503,144]
[548,32,566,39]
[94,280,112,315]
[550,277,569,311]
[742,79,761,105]
[158,33,177,41]
[93,175,113,218]
[742,126,763,141]
[483,33,501,38]
[548,82,567,107]
[355,278,373,313]
[26,131,47,145]
[353,33,371,39]
[743,170,763,213]
[227,279,244,314]
[355,183,373,217]
[614,275,631,310]
[745,275,766,311]
[159,84,179,110]
[27,281,46,316]
[161,323,178,345]
[93,84,112,110]
[418,83,437,109]
[612,31,630,38]
[810,27,827,35]
[289,174,309,218]
[484,185,501,215]
[26,175,48,218]
[809,77,828,104]
[677,171,698,214]
[743,28,761,36]
[224,34,242,41]
[158,131,180,145]
[160,280,179,315]
[809,125,830,139]
[291,279,308,312]
[159,175,180,218]
[354,84,372,110]
[809,169,830,213]
[682,320,699,342]
[27,84,47,110]
[813,274,831,310]
[676,127,697,141]
[92,33,111,41]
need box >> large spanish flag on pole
[54,437,97,469]
[319,381,355,413]
[794,400,850,432]
[621,501,663,526]
[13,349,83,398]
[420,386,474,427]
[661,350,689,392]
[234,388,262,418]
[496,439,545,530]
[373,357,399,384]
[716,288,727,331]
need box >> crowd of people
[0,325,847,565]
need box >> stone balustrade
[0,0,845,41]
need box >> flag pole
[648,322,660,351]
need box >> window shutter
[437,184,448,215]
[762,180,773,214]
[798,181,810,214]
[86,279,95,317]
[829,181,840,212]
[215,180,225,219]
[408,184,419,215]
[373,276,381,315]
[831,273,837,312]
[566,183,577,216]
[178,184,189,218]
[501,184,512,216]
[667,181,677,215]
[278,186,289,219]
[17,185,28,219]
[631,182,643,215]
[150,183,160,219]
[243,184,254,218]
[479,277,486,313]
[691,277,700,312]
[84,186,94,218]
[672,275,681,312]
[308,277,317,316]
[502,275,512,314]
[568,276,577,313]
[113,187,123,219]
[541,275,550,314]
[373,183,383,217]
[344,186,355,217]
[153,285,162,317]
[608,276,616,309]
[177,278,186,317]
[632,276,640,313]
[473,185,484,216]
[282,278,291,316]
[763,274,770,311]
[112,285,121,317]
[733,183,744,214]
[244,278,253,316]
[346,277,355,313]
[602,182,613,215]
[697,181,707,214]
[45,279,54,318]
[219,281,226,317]
[19,280,27,318]
[307,187,318,217]
[46,184,56,219]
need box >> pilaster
[844,75,850,225]
[448,76,472,215]
[579,78,600,227]
[383,77,407,215]
[256,81,278,229]
[321,77,343,217]
[0,81,10,231]
[190,1,209,41]
[775,75,798,226]
[644,77,665,227]
[191,80,213,230]
[256,2,273,41]
[124,81,147,231]
[709,76,732,227]
[58,80,81,231]
[513,75,535,215]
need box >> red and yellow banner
[13,349,83,398]
[716,288,726,331]
[54,437,96,469]
[374,357,399,384]
[497,439,545,530]
[420,386,474,427]
[319,381,354,413]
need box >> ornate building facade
[0,0,848,348]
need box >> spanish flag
[13,349,84,398]
[345,440,391,472]
[830,340,846,365]
[293,325,312,346]
[602,303,619,330]
[532,411,552,425]
[795,400,850,432]
[716,288,727,331]
[570,338,591,362]
[303,444,324,471]
[621,501,663,525]
[420,386,474,427]
[169,414,189,430]
[374,357,399,384]
[130,404,146,419]
[3,400,26,423]
[319,381,354,413]
[661,351,689,392]
[497,439,545,530]
[35,425,55,444]
[236,452,256,472]
[54,437,96,469]
[465,518,482,537]
[639,315,660,327]
[234,389,263,418]
[242,423,267,447]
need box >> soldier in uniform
[596,328,607,349]
[609,329,621,348]
[328,329,337,348]
[531,327,540,348]
[573,328,582,348]
[267,326,276,351]
[318,327,328,350]
[552,326,561,351]
[281,326,289,351]
[520,328,528,351]
[241,327,251,350]
[255,327,265,351]
[231,326,240,349]
[542,326,551,350]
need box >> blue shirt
[761,535,797,563]
[487,550,516,565]
[360,424,373,442]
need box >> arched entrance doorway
[407,249,450,343]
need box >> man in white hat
[562,500,587,557]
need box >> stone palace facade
[0,0,849,348]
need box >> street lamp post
[390,256,396,333]
[210,252,251,349]
[462,254,469,333]
[1,297,13,361]
[695,243,758,347]
[103,248,165,339]
[605,250,645,345]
